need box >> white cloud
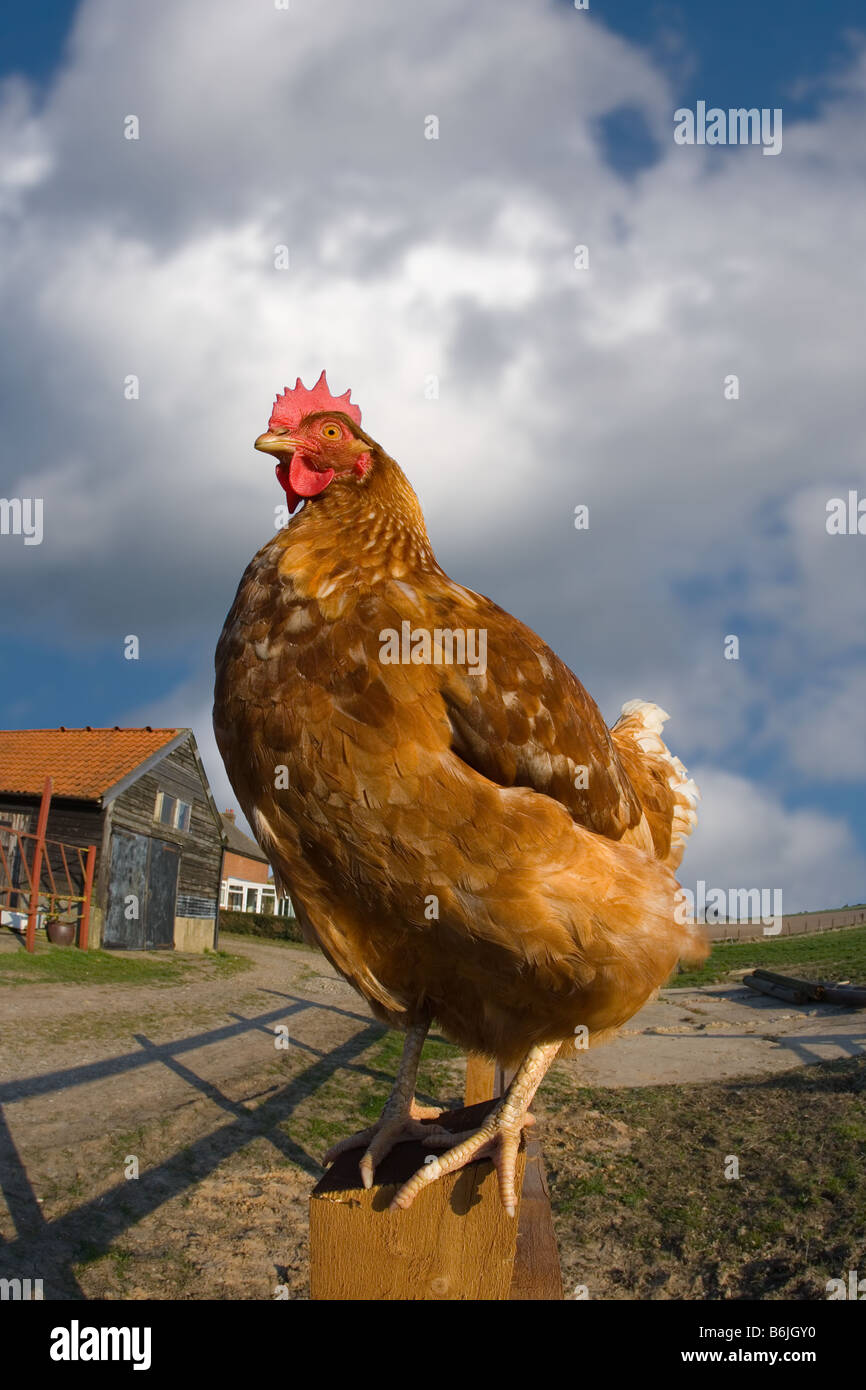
[784,667,866,783]
[683,767,866,912]
[0,0,864,909]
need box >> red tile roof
[0,727,183,801]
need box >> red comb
[268,370,362,431]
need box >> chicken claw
[323,1021,451,1188]
[390,1107,536,1216]
[391,1040,561,1216]
[323,1097,451,1189]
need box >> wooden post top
[310,1097,561,1301]
[311,1099,523,1300]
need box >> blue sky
[0,1,75,84]
[5,1,864,108]
[0,0,864,910]
[597,0,866,116]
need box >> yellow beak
[254,432,305,455]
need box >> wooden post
[464,1051,562,1301]
[78,846,97,950]
[464,1053,496,1105]
[25,778,52,954]
[509,1134,563,1300]
[310,1099,526,1301]
[309,1051,564,1301]
[465,1054,516,1106]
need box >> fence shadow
[0,989,446,1299]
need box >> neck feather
[284,448,438,587]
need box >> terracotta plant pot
[47,919,76,947]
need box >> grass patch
[558,1173,608,1211]
[302,1114,347,1147]
[219,930,313,955]
[542,1053,866,1299]
[0,940,250,987]
[204,948,253,977]
[670,925,866,989]
[286,1028,464,1158]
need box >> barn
[0,727,225,952]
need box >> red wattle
[275,451,336,514]
[289,451,335,498]
[275,461,300,513]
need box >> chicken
[213,371,708,1215]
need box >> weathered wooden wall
[109,739,223,904]
[0,794,102,900]
[0,737,223,944]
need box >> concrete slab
[576,984,866,1086]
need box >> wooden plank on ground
[743,974,810,1004]
[752,969,866,1008]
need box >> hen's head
[255,371,373,514]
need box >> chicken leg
[391,1040,563,1216]
[323,1020,451,1188]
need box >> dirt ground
[1,931,863,1300]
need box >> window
[227,886,243,911]
[154,791,192,832]
[245,887,258,912]
[260,890,276,915]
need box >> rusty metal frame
[0,778,98,952]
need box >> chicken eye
[320,422,341,440]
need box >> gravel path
[1,933,863,1299]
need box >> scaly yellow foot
[322,1020,451,1189]
[390,1106,536,1215]
[390,1040,562,1215]
[324,1096,450,1189]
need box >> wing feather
[429,582,644,841]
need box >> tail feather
[613,699,700,872]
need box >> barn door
[145,839,179,950]
[104,830,148,949]
[104,831,179,950]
